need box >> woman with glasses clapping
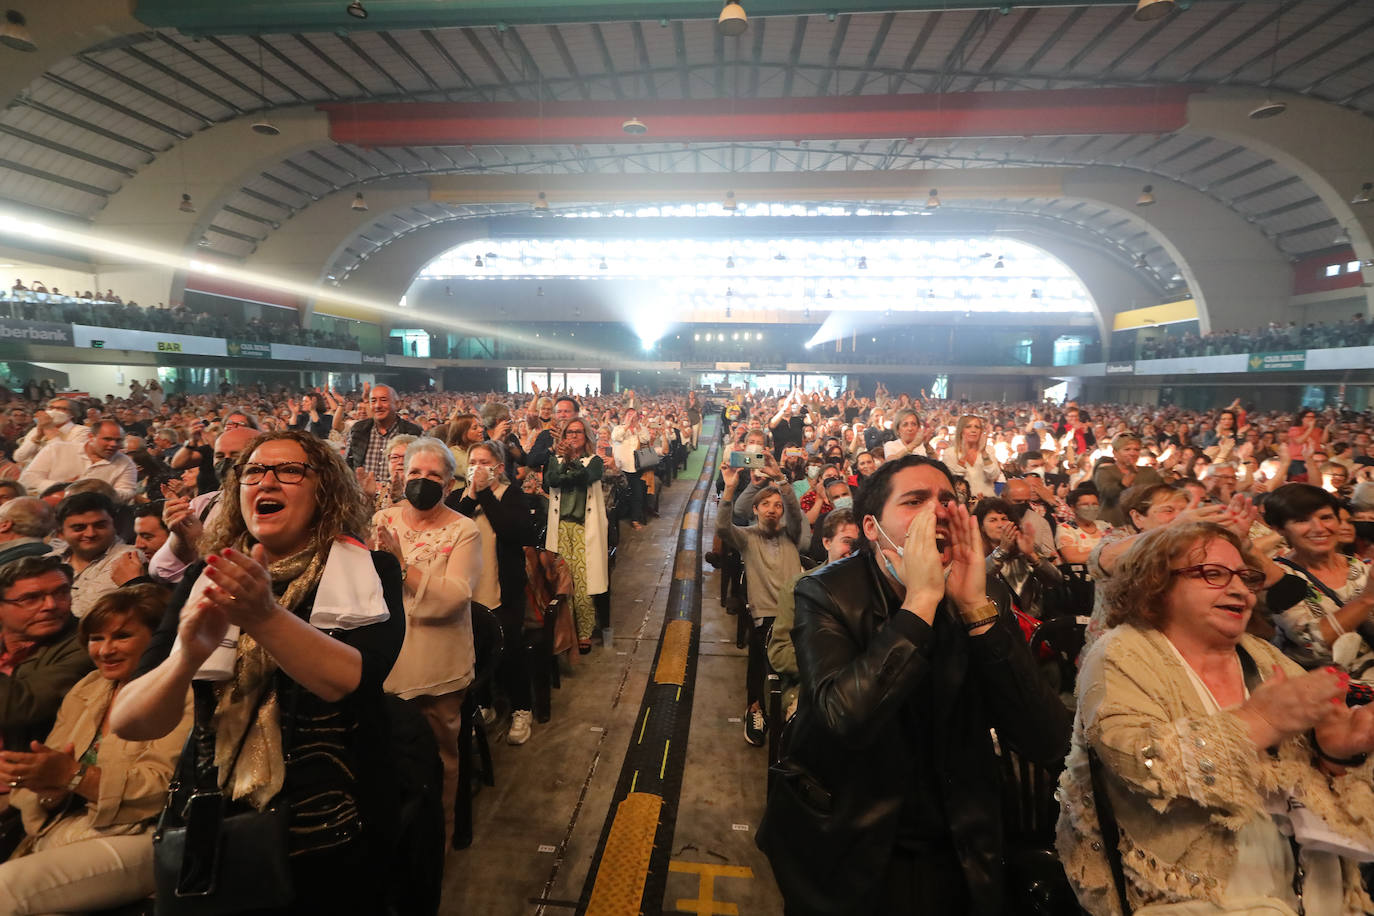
[111,430,405,914]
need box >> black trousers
[747,615,775,710]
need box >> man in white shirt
[19,420,137,503]
[12,398,89,464]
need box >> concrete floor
[441,451,784,915]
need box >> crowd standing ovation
[0,372,1371,913]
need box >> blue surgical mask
[831,495,853,510]
[869,516,905,585]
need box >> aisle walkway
[440,421,782,915]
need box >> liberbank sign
[0,319,74,346]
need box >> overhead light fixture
[178,193,195,213]
[0,10,35,52]
[994,255,1005,269]
[251,119,280,136]
[803,307,810,319]
[1249,99,1286,119]
[718,0,748,36]
[723,190,738,212]
[925,188,940,209]
[351,192,368,211]
[1133,253,1149,269]
[599,257,608,270]
[1132,0,1174,21]
[1136,184,1155,207]
[857,256,868,270]
[621,116,647,135]
[533,191,549,213]
[773,252,786,261]
[474,255,484,268]
[1352,182,1372,205]
[725,255,735,269]
[345,0,367,19]
[537,286,544,297]
[1030,289,1042,299]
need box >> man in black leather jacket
[757,454,1072,915]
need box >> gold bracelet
[958,599,998,627]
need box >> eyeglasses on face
[1,585,72,611]
[564,428,587,437]
[1170,563,1265,591]
[238,462,315,485]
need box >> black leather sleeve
[966,595,1073,769]
[792,573,936,749]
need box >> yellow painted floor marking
[682,514,698,531]
[629,770,638,792]
[653,619,693,685]
[638,707,651,745]
[585,793,663,916]
[673,548,699,580]
[669,861,755,916]
[660,740,671,779]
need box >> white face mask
[47,409,70,426]
[869,515,906,585]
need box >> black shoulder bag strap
[1086,745,1132,916]
[1086,646,1267,916]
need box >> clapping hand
[374,526,404,565]
[0,741,78,793]
[1314,702,1374,765]
[1242,665,1347,748]
[200,546,279,630]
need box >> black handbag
[633,446,660,471]
[152,684,294,915]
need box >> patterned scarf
[211,540,327,810]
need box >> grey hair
[479,401,511,429]
[388,434,419,456]
[404,436,458,481]
[0,497,55,539]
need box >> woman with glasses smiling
[1058,521,1374,915]
[544,418,609,652]
[111,429,405,914]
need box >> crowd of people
[1132,313,1373,361]
[0,370,1372,913]
[5,279,360,350]
[0,376,701,913]
[698,384,1374,915]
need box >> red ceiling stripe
[321,87,1198,148]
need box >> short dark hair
[55,490,116,525]
[554,396,580,414]
[853,454,956,545]
[1067,483,1099,508]
[974,497,1018,528]
[133,504,168,532]
[750,484,785,510]
[1263,483,1341,531]
[0,553,71,595]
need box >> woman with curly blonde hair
[112,429,405,913]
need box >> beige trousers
[412,689,466,844]
[0,833,155,915]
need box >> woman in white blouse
[882,408,929,461]
[372,437,482,844]
[939,414,1004,499]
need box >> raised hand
[1314,702,1374,763]
[201,546,278,630]
[944,502,988,616]
[719,462,741,490]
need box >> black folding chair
[454,604,504,849]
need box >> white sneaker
[478,706,496,727]
[507,709,532,746]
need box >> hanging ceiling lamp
[533,191,549,213]
[718,1,748,36]
[178,193,195,213]
[351,192,368,211]
[925,188,940,210]
[1133,0,1174,22]
[345,0,367,19]
[1352,182,1372,205]
[0,10,35,52]
[723,190,738,212]
[621,116,647,135]
[1136,185,1156,206]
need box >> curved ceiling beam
[0,1,143,111]
[1184,89,1374,316]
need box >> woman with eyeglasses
[0,585,191,915]
[544,418,608,651]
[111,430,405,914]
[1262,484,1374,702]
[1058,522,1374,916]
[372,437,481,842]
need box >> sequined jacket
[1056,625,1374,916]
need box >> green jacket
[1,619,94,751]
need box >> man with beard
[717,459,806,747]
[757,454,1071,915]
